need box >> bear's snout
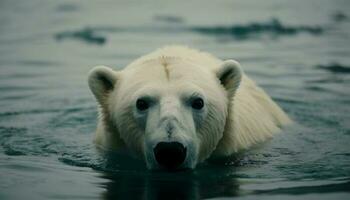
[153,142,187,170]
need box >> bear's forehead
[126,57,214,83]
[118,57,224,103]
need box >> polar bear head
[88,57,242,170]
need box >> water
[0,0,349,199]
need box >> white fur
[88,46,292,169]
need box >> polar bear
[88,46,291,170]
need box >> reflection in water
[98,167,350,200]
[99,168,240,200]
[94,151,240,199]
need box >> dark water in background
[0,0,350,199]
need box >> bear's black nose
[153,142,186,169]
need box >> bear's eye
[136,99,149,111]
[191,98,204,110]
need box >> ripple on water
[191,18,324,40]
[316,63,350,74]
[53,17,326,45]
[55,28,107,45]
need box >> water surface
[0,0,349,199]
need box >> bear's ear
[88,66,119,105]
[216,59,242,96]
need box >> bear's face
[88,58,241,170]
